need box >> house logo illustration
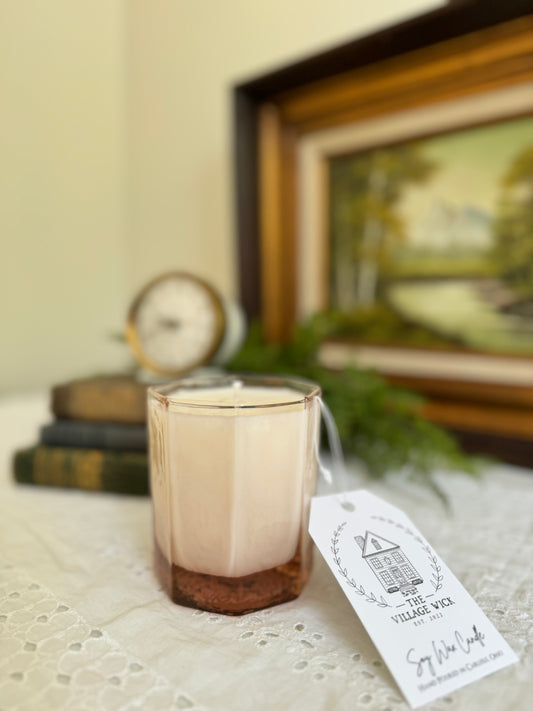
[355,531,423,596]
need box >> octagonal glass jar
[148,374,321,615]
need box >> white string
[314,400,332,485]
[315,396,349,495]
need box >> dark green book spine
[40,420,147,451]
[13,447,149,496]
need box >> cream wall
[0,0,129,394]
[125,0,443,299]
[0,0,442,394]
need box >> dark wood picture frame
[233,0,533,464]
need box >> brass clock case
[126,271,226,377]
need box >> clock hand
[158,317,182,330]
[142,318,182,342]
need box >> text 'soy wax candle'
[148,374,321,615]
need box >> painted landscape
[328,114,533,354]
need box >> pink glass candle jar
[148,374,321,615]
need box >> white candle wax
[150,384,318,578]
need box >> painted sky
[397,114,533,246]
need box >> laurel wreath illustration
[330,522,392,608]
[370,515,444,592]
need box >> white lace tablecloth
[0,393,531,711]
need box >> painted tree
[492,146,533,298]
[330,143,436,309]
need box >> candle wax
[150,385,317,578]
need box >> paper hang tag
[309,490,518,709]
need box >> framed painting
[234,0,533,456]
[297,84,533,379]
[327,115,533,356]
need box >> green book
[40,420,147,451]
[13,446,149,496]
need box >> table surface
[0,392,531,711]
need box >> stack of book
[13,376,150,495]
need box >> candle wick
[232,379,243,405]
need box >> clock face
[126,273,225,376]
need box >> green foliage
[389,251,498,279]
[228,319,478,501]
[320,305,456,348]
[330,143,437,306]
[493,144,533,298]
